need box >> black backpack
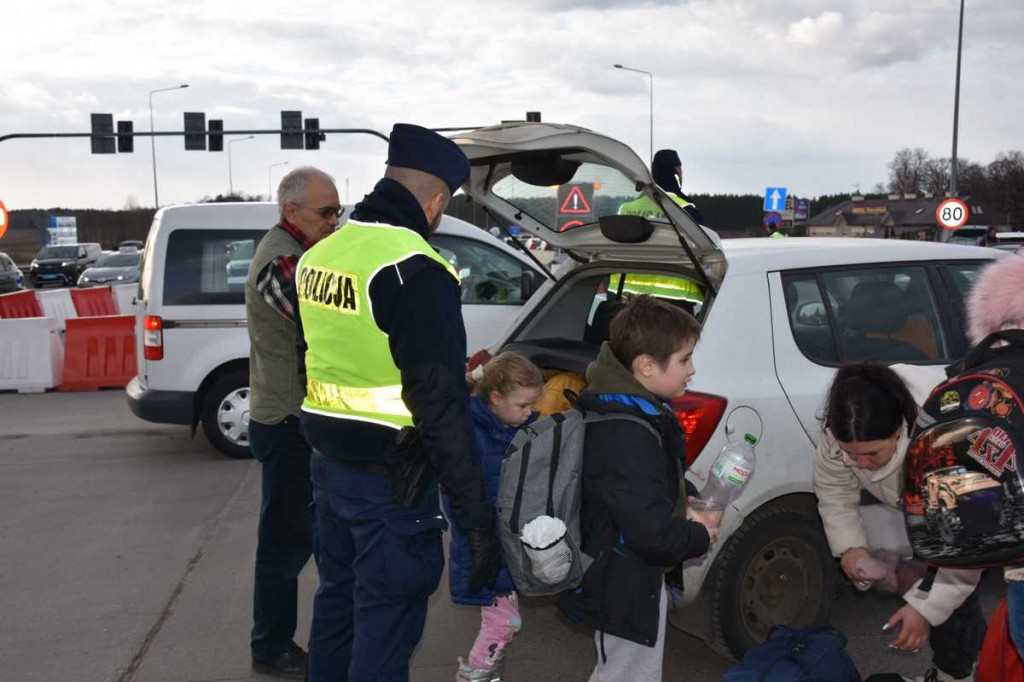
[903,330,1024,568]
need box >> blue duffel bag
[722,625,861,682]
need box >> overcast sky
[1,0,1020,210]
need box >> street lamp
[613,64,653,165]
[228,136,255,196]
[149,84,189,209]
[949,0,966,197]
[268,161,290,200]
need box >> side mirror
[795,301,827,327]
[521,269,542,299]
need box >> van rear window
[163,229,267,305]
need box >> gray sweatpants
[588,580,668,682]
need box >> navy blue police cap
[653,149,682,168]
[387,123,470,195]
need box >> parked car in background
[0,252,25,293]
[947,226,988,245]
[993,232,1024,253]
[452,120,995,658]
[118,240,144,251]
[28,243,102,287]
[127,202,547,459]
[77,250,143,287]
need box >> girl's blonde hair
[468,352,544,399]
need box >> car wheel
[200,370,253,459]
[938,504,962,545]
[710,503,837,659]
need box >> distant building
[804,194,1010,239]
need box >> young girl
[814,363,985,682]
[449,352,544,682]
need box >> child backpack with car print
[494,398,661,597]
[902,330,1024,569]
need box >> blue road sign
[764,211,783,231]
[795,198,809,220]
[764,187,788,212]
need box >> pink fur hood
[967,253,1024,344]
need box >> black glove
[465,526,501,593]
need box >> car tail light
[670,391,728,465]
[466,349,492,372]
[144,315,163,360]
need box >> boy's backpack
[903,330,1024,568]
[495,406,660,596]
[722,625,860,682]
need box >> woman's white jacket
[813,363,982,626]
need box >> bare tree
[987,151,1024,223]
[887,147,930,196]
[921,158,950,196]
[123,195,141,211]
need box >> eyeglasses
[300,204,344,219]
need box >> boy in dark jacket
[560,294,720,680]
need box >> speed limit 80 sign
[936,197,969,230]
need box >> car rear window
[95,252,142,267]
[163,229,267,305]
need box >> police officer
[246,167,340,679]
[619,149,706,226]
[298,124,499,681]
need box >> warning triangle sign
[560,186,592,214]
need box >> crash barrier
[0,317,64,393]
[70,287,118,317]
[111,284,137,316]
[59,315,136,391]
[0,290,44,319]
[36,288,77,332]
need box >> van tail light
[143,315,164,360]
[670,391,728,466]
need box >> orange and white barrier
[36,288,77,332]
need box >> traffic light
[208,119,224,152]
[184,112,206,150]
[304,117,324,150]
[117,120,134,153]
[281,111,303,150]
[90,113,115,154]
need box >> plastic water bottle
[690,434,757,512]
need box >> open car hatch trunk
[451,122,726,290]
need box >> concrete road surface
[0,391,1002,681]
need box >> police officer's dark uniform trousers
[298,125,495,681]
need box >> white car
[127,202,547,458]
[452,121,995,657]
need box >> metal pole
[268,161,289,200]
[148,84,188,209]
[227,136,255,196]
[613,64,654,165]
[950,0,965,197]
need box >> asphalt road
[0,390,1003,681]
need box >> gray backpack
[496,407,660,596]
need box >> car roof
[719,238,995,276]
[155,202,540,270]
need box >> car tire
[709,503,838,659]
[200,370,253,459]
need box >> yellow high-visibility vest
[297,220,459,428]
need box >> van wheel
[200,370,253,459]
[710,504,837,659]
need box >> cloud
[787,11,843,46]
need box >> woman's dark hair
[823,363,918,442]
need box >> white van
[126,202,547,458]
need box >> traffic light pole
[0,126,481,146]
[0,128,393,145]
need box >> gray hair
[278,166,335,216]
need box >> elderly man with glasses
[245,166,341,678]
